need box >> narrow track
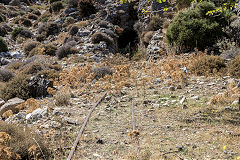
[67,91,107,160]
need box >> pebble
[169,86,175,91]
[180,96,186,104]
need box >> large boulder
[0,97,24,116]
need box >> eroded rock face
[0,97,24,116]
[28,75,53,98]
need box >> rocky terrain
[0,0,240,159]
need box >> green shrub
[190,54,226,76]
[0,74,31,100]
[0,37,8,52]
[78,0,96,18]
[166,1,232,51]
[50,1,64,13]
[228,54,240,78]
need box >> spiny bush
[0,69,14,82]
[0,74,31,101]
[228,53,240,78]
[78,0,96,18]
[166,1,232,52]
[189,53,226,76]
[56,44,78,59]
[93,66,113,80]
[91,32,114,45]
[55,92,71,106]
[0,36,8,52]
[21,62,44,75]
[0,26,8,37]
[0,121,50,159]
[42,44,57,56]
[0,14,4,22]
[11,27,32,39]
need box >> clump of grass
[147,15,164,31]
[23,41,39,56]
[55,92,71,106]
[91,32,114,45]
[11,27,23,39]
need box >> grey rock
[192,96,200,100]
[232,100,239,105]
[0,58,11,65]
[180,96,186,104]
[169,86,175,91]
[0,98,5,107]
[182,104,188,109]
[53,107,64,116]
[77,30,91,37]
[0,97,24,116]
[50,121,61,128]
[63,117,79,125]
[26,107,48,121]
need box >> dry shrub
[2,110,13,119]
[228,53,240,78]
[42,44,57,56]
[55,92,71,106]
[15,98,39,113]
[0,74,30,101]
[189,52,226,76]
[47,87,56,95]
[147,15,164,31]
[0,69,14,82]
[23,41,39,56]
[68,25,79,36]
[141,31,153,47]
[0,36,8,52]
[78,0,96,18]
[38,69,60,79]
[0,121,50,159]
[7,61,24,70]
[209,81,239,105]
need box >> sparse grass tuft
[0,69,14,82]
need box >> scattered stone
[26,107,48,121]
[63,117,78,125]
[0,97,24,116]
[169,86,175,91]
[96,139,104,144]
[192,96,200,100]
[50,121,61,128]
[180,96,186,104]
[53,107,64,116]
[224,106,232,111]
[0,98,5,107]
[176,85,182,89]
[182,104,188,109]
[199,82,204,85]
[232,100,238,105]
[176,145,184,151]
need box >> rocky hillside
[1,0,240,159]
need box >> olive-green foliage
[11,27,24,39]
[0,36,8,52]
[228,54,240,78]
[166,1,232,51]
[0,74,31,100]
[0,14,4,22]
[190,54,226,76]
